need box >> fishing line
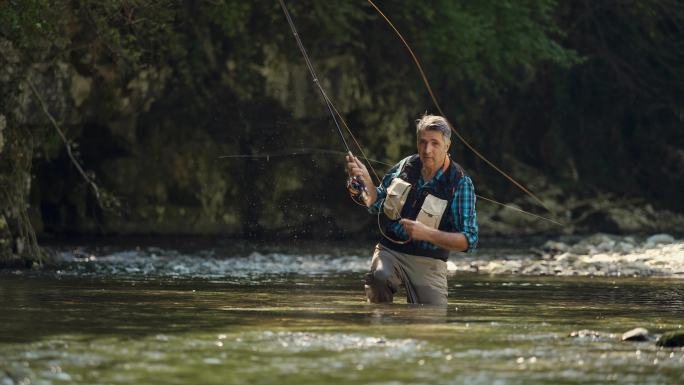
[366,0,556,217]
[317,80,563,227]
[323,94,383,184]
[219,150,562,226]
[219,147,391,167]
[277,0,351,154]
[276,0,562,227]
[278,0,383,198]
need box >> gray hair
[416,114,452,143]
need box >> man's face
[417,129,449,169]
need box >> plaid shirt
[368,156,478,253]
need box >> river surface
[1,239,683,384]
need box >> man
[346,114,478,306]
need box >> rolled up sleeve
[452,176,478,252]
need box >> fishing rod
[277,1,350,154]
[276,0,561,226]
[277,0,367,195]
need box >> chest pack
[379,154,465,260]
[383,155,463,227]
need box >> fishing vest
[379,154,465,261]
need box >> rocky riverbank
[447,233,684,277]
[24,233,683,279]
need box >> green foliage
[0,0,59,51]
[366,0,581,96]
[0,0,682,244]
[206,0,252,37]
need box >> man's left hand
[399,219,433,242]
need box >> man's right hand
[345,153,376,206]
[346,153,371,187]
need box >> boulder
[569,243,592,255]
[645,234,675,246]
[569,329,603,339]
[496,203,538,226]
[583,233,615,247]
[621,327,650,341]
[615,241,635,254]
[540,240,569,254]
[656,330,684,347]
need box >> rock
[540,240,569,254]
[70,73,92,107]
[621,327,650,341]
[645,234,675,246]
[497,203,537,225]
[616,241,635,254]
[606,207,651,233]
[569,329,602,338]
[596,239,616,252]
[656,330,684,347]
[583,233,615,247]
[555,253,577,263]
[0,215,13,259]
[569,243,592,255]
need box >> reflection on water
[1,243,684,384]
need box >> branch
[26,79,102,204]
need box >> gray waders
[364,244,448,306]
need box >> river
[1,239,683,384]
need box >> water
[1,241,683,384]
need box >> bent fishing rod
[277,0,367,194]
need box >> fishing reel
[347,175,368,206]
[347,175,366,195]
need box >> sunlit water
[1,240,683,385]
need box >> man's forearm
[362,186,378,208]
[424,228,469,252]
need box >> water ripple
[54,249,369,278]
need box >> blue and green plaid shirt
[368,156,478,253]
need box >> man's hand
[399,219,433,241]
[400,218,470,252]
[345,153,377,206]
[345,153,372,187]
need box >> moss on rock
[656,331,684,348]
